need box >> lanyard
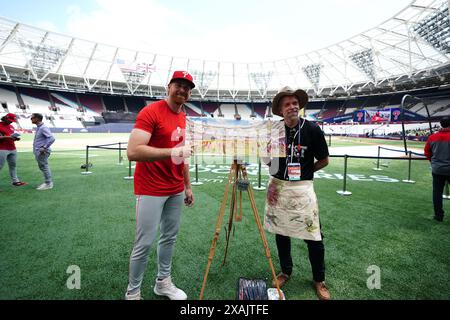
[284,118,305,179]
[288,118,304,164]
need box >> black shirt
[271,118,329,181]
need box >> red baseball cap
[4,113,17,122]
[169,71,195,89]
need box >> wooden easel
[199,159,283,300]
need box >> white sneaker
[124,291,142,300]
[37,182,53,191]
[153,276,187,300]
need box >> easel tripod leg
[243,167,284,300]
[222,164,239,266]
[199,163,236,300]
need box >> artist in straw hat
[263,86,331,300]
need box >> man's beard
[175,97,186,104]
[171,94,187,104]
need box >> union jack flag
[137,63,156,73]
[116,59,156,74]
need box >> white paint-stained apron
[264,177,322,241]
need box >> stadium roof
[0,0,449,100]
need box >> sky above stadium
[0,0,412,62]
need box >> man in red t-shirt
[0,113,28,190]
[124,71,195,300]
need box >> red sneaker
[12,181,28,186]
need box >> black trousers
[432,173,450,218]
[275,234,325,283]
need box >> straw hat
[272,86,308,116]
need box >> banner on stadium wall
[323,108,427,123]
[366,110,391,123]
[390,108,427,122]
[322,111,363,123]
[353,110,366,123]
[322,113,354,123]
[186,118,286,157]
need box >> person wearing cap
[124,71,195,300]
[31,113,55,191]
[424,116,450,222]
[263,87,331,300]
[0,113,28,189]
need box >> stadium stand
[51,114,84,129]
[433,104,450,116]
[1,83,449,133]
[315,100,345,120]
[19,87,52,114]
[78,94,105,114]
[215,104,236,119]
[102,111,136,123]
[423,99,450,116]
[125,97,146,113]
[0,85,20,113]
[235,104,253,119]
[252,102,269,119]
[103,95,126,112]
[200,102,220,116]
[50,91,83,115]
[183,103,202,117]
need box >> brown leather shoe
[314,282,331,300]
[272,272,291,288]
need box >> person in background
[424,116,450,222]
[0,113,27,190]
[31,113,55,190]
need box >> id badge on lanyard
[287,163,301,181]
[286,118,304,181]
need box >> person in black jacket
[424,117,450,222]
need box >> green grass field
[1,134,449,300]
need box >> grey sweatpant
[34,151,52,184]
[0,149,20,183]
[127,192,184,294]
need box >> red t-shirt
[133,100,187,196]
[0,122,16,151]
